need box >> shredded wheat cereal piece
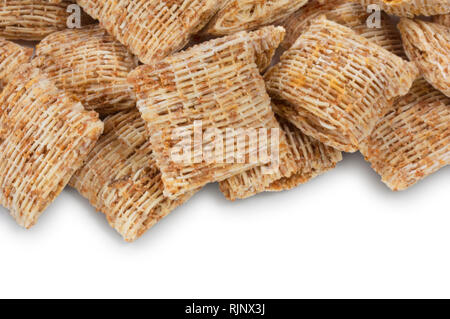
[265,17,418,153]
[196,26,286,72]
[0,64,103,228]
[0,1,74,40]
[69,111,196,242]
[360,79,450,191]
[34,25,138,115]
[197,25,286,73]
[174,26,285,199]
[0,37,33,89]
[218,114,298,201]
[219,109,343,200]
[433,14,450,27]
[398,19,450,97]
[360,0,450,17]
[204,0,308,36]
[266,113,343,192]
[281,0,405,58]
[76,0,220,64]
[128,32,288,198]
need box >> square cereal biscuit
[70,111,196,242]
[398,19,450,97]
[34,25,138,115]
[360,78,450,191]
[129,31,287,198]
[265,16,418,153]
[77,0,221,64]
[0,1,73,40]
[281,0,405,58]
[0,64,103,228]
[0,37,33,89]
[203,0,307,36]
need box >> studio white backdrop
[0,152,448,299]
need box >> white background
[0,152,448,299]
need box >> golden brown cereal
[196,25,286,73]
[433,14,450,27]
[204,0,308,36]
[128,32,287,198]
[218,116,298,201]
[219,110,343,200]
[360,0,450,17]
[360,79,450,191]
[34,25,138,115]
[266,113,343,192]
[70,111,196,242]
[76,0,220,64]
[281,0,405,57]
[0,64,103,228]
[0,0,74,40]
[247,26,285,73]
[398,19,450,97]
[0,37,33,89]
[265,17,418,153]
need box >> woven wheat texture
[219,109,343,201]
[0,0,447,240]
[265,17,418,153]
[281,0,406,58]
[199,25,287,73]
[0,64,103,228]
[193,25,286,73]
[76,0,220,64]
[0,0,74,40]
[360,78,450,191]
[0,37,33,89]
[129,32,284,198]
[33,25,138,115]
[398,18,450,97]
[204,0,308,36]
[266,113,343,192]
[360,0,450,17]
[70,111,196,242]
[218,118,298,201]
[247,25,285,73]
[433,14,450,27]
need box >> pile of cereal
[0,0,448,241]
